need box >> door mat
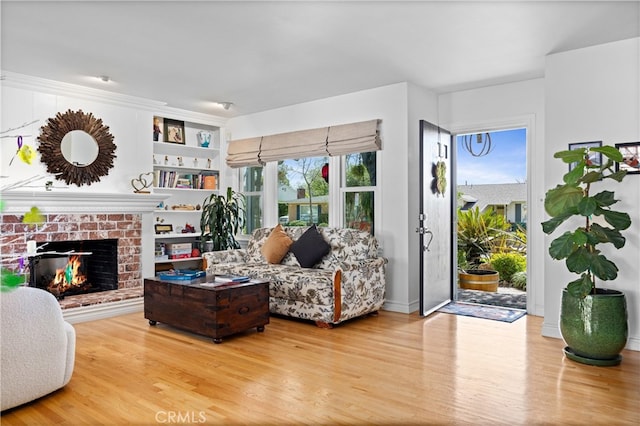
[437,302,526,323]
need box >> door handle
[424,230,433,252]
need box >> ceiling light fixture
[98,75,110,82]
[218,102,233,110]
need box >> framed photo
[153,116,163,141]
[154,224,174,234]
[615,142,640,174]
[164,119,185,144]
[568,141,602,171]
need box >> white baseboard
[63,297,144,324]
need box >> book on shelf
[153,170,219,189]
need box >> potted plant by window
[199,187,245,252]
[456,207,506,292]
[542,144,631,366]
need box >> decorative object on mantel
[131,172,154,193]
[38,109,117,187]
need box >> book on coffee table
[157,269,206,281]
[215,275,251,283]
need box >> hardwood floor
[2,310,639,425]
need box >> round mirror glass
[60,130,99,167]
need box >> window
[278,157,329,226]
[343,152,376,233]
[242,166,263,235]
[238,152,377,235]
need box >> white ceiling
[2,1,639,117]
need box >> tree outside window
[278,157,329,226]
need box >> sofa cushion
[261,224,293,264]
[289,224,331,268]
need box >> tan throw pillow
[261,224,293,264]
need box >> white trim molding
[0,191,168,214]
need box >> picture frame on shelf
[164,119,185,144]
[155,224,174,234]
[568,141,601,171]
[153,116,163,141]
[615,142,640,174]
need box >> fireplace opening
[30,239,118,298]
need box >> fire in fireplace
[30,239,119,298]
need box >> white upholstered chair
[1,286,76,411]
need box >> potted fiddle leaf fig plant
[542,144,631,366]
[200,187,245,252]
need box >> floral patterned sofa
[202,226,387,328]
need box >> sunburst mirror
[38,109,117,186]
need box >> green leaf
[590,223,626,249]
[607,170,627,182]
[573,228,588,245]
[541,215,570,234]
[563,164,584,184]
[566,246,591,274]
[566,273,594,298]
[590,254,619,281]
[600,210,632,230]
[580,171,602,183]
[544,185,582,217]
[577,197,597,216]
[592,145,623,162]
[548,232,575,260]
[592,190,616,207]
[554,149,586,164]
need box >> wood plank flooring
[2,310,638,425]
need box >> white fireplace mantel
[0,191,168,214]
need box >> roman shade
[226,119,381,168]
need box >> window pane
[243,166,263,192]
[346,152,376,187]
[345,191,374,233]
[244,195,262,234]
[278,157,329,226]
[242,167,263,234]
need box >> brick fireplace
[1,213,143,289]
[0,191,166,321]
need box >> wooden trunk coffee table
[144,277,269,343]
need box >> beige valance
[226,119,381,168]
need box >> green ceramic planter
[560,288,628,366]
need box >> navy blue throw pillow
[289,224,331,268]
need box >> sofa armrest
[63,321,76,386]
[334,257,387,322]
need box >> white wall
[543,38,640,350]
[439,78,546,316]
[227,82,425,313]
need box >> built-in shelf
[154,232,200,239]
